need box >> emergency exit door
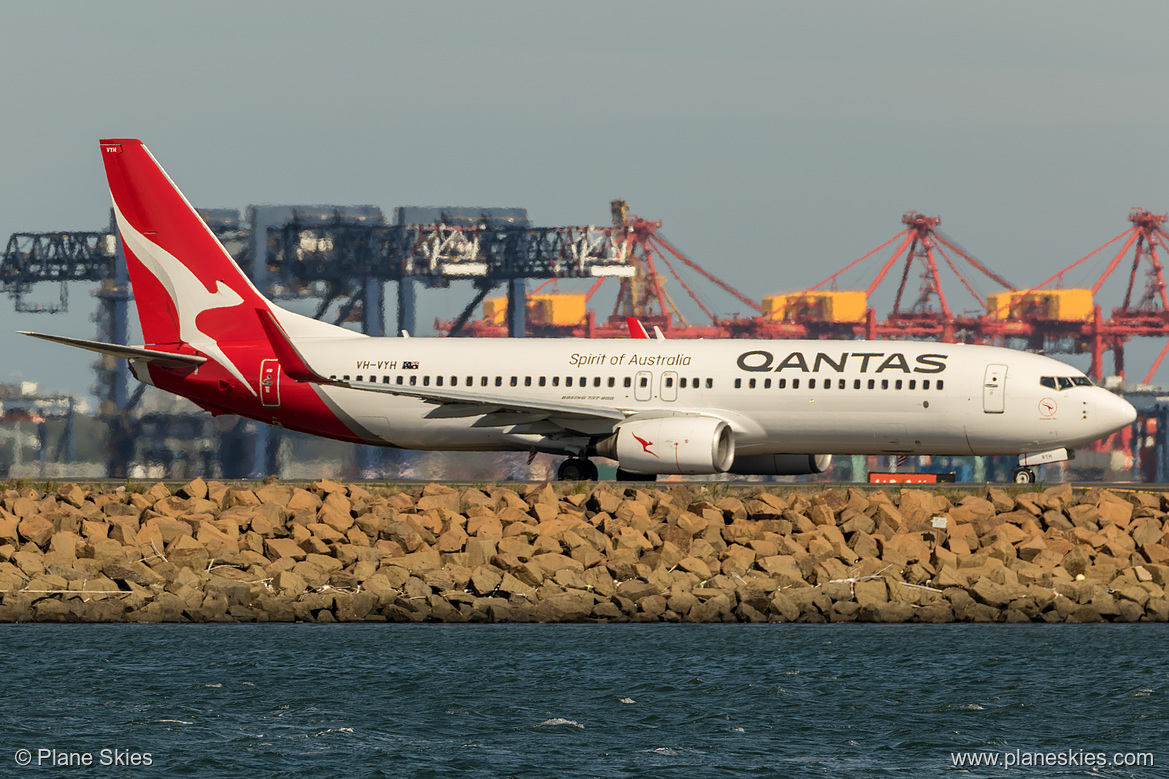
[983,364,1006,413]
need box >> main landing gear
[1012,467,1036,484]
[557,458,598,481]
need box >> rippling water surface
[0,624,1165,777]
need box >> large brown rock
[17,516,54,548]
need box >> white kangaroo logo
[115,204,258,397]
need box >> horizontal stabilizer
[18,331,206,368]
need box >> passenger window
[779,378,786,389]
[937,380,944,390]
[466,376,472,386]
[853,379,860,389]
[735,378,742,389]
[793,379,800,389]
[330,375,336,380]
[580,377,586,386]
[524,377,531,387]
[922,379,930,390]
[608,377,615,388]
[895,379,902,390]
[566,377,573,387]
[667,377,675,388]
[839,379,846,389]
[396,376,403,385]
[409,376,417,386]
[553,377,560,387]
[383,376,389,384]
[495,377,502,387]
[539,377,546,386]
[809,378,817,389]
[624,377,631,388]
[423,376,430,386]
[706,379,713,389]
[881,379,888,389]
[748,378,756,389]
[355,375,362,382]
[436,376,443,386]
[593,377,601,387]
[908,380,916,390]
[764,378,771,389]
[681,378,688,389]
[639,377,648,388]
[868,379,875,389]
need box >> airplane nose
[1099,390,1137,434]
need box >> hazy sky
[5,0,1169,398]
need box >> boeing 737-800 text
[21,140,1138,483]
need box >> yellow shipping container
[527,293,587,326]
[483,297,508,326]
[986,289,1093,322]
[762,290,867,322]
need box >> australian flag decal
[403,361,419,370]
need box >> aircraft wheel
[1012,467,1036,484]
[558,458,598,481]
[615,468,656,482]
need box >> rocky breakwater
[0,480,1168,624]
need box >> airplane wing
[333,378,627,425]
[19,331,207,368]
[253,307,627,429]
[625,316,650,339]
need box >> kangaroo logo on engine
[736,350,948,374]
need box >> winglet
[254,308,331,383]
[625,316,650,339]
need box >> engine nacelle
[729,453,832,476]
[596,416,734,475]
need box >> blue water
[0,624,1165,777]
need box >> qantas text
[736,350,948,374]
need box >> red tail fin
[100,139,271,347]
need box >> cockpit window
[1041,375,1094,389]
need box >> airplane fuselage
[135,335,1133,458]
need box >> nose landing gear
[1012,467,1036,484]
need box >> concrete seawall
[1,480,1167,623]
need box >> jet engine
[596,416,734,475]
[728,453,832,476]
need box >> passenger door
[983,364,1006,413]
[260,359,281,408]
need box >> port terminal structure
[6,200,1169,482]
[1,206,635,477]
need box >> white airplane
[22,139,1138,483]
